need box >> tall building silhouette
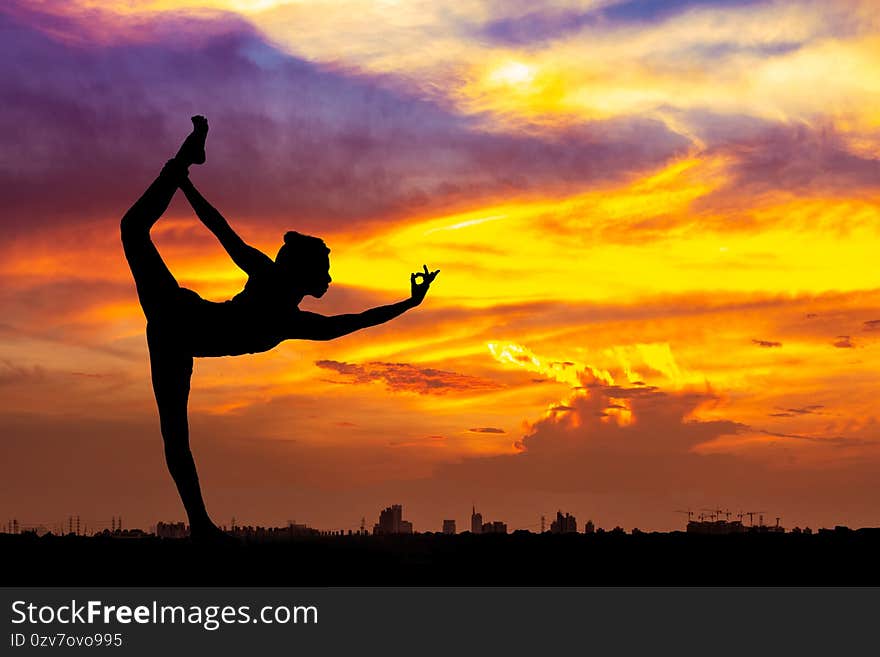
[481,521,507,534]
[471,506,483,534]
[156,521,189,538]
[442,519,456,534]
[373,504,413,535]
[551,511,578,534]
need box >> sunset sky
[3,0,880,534]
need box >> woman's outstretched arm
[177,173,273,276]
[290,266,439,341]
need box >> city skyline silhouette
[0,501,828,539]
[4,512,879,586]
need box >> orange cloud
[315,360,502,395]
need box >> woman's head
[276,231,332,298]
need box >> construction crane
[674,509,694,522]
[702,507,731,522]
[744,510,766,526]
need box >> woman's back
[176,269,291,357]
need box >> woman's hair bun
[277,231,330,265]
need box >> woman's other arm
[290,266,439,341]
[177,174,273,276]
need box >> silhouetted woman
[121,117,438,542]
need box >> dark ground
[4,528,880,586]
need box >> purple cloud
[479,0,772,47]
[703,122,880,203]
[0,2,690,239]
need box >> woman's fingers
[412,266,439,286]
[418,265,440,280]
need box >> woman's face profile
[312,266,331,297]
[294,252,331,298]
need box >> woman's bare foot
[190,521,237,545]
[174,115,208,167]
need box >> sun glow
[489,61,536,87]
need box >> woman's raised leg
[121,117,208,321]
[120,164,182,321]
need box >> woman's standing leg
[146,325,219,538]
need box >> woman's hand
[410,265,440,305]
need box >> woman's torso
[175,270,292,357]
